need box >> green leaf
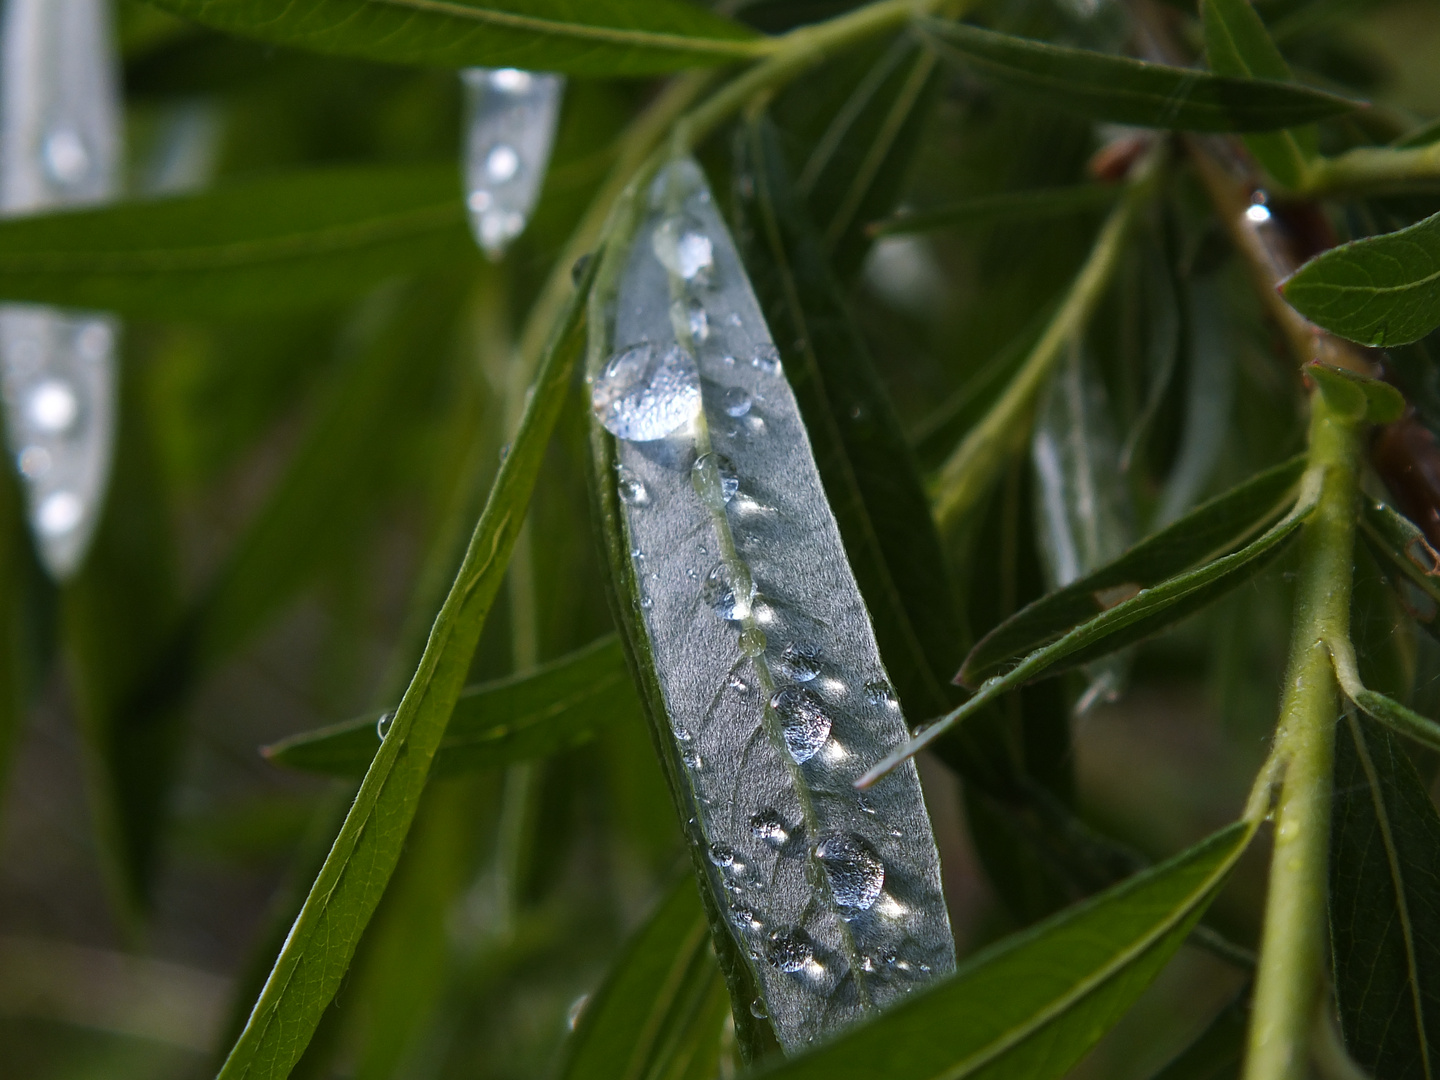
[1357,497,1440,634]
[1346,686,1440,755]
[1281,210,1440,348]
[0,165,480,318]
[212,249,597,1080]
[1306,361,1406,424]
[961,456,1306,687]
[757,821,1255,1080]
[869,185,1118,238]
[862,469,1317,784]
[1331,711,1440,1079]
[1201,0,1315,188]
[263,635,637,778]
[917,19,1362,133]
[559,878,728,1080]
[143,0,764,76]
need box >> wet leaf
[559,878,728,1080]
[918,19,1362,133]
[757,821,1255,1080]
[961,456,1306,687]
[212,248,597,1080]
[263,635,637,778]
[144,0,764,76]
[1331,711,1440,1079]
[0,165,479,318]
[1281,210,1440,348]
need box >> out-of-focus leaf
[862,472,1316,783]
[1282,211,1440,348]
[869,185,1117,237]
[212,251,597,1080]
[559,878,728,1080]
[1147,990,1248,1080]
[1331,710,1440,1079]
[0,459,41,812]
[961,456,1305,687]
[1358,497,1440,636]
[1201,0,1315,189]
[143,0,764,76]
[918,19,1362,132]
[757,821,1255,1080]
[263,635,637,778]
[0,165,479,318]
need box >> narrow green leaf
[1348,687,1440,755]
[1306,361,1406,424]
[757,821,1255,1080]
[869,185,1118,238]
[918,19,1362,133]
[1357,497,1440,634]
[863,472,1317,784]
[1281,210,1440,348]
[961,456,1306,687]
[263,635,637,778]
[0,165,479,318]
[1331,711,1440,1079]
[143,0,764,76]
[213,250,597,1080]
[559,878,728,1080]
[1201,0,1315,188]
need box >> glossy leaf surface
[1331,711,1440,1079]
[144,0,763,75]
[0,165,479,318]
[1282,210,1440,348]
[757,822,1254,1080]
[918,20,1361,133]
[264,635,637,777]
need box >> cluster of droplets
[461,67,563,258]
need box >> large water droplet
[709,843,736,868]
[775,642,821,683]
[616,466,649,506]
[376,710,395,740]
[703,561,754,621]
[592,342,701,442]
[484,143,520,183]
[26,379,79,434]
[750,809,789,848]
[750,998,768,1019]
[750,344,782,376]
[720,386,752,417]
[816,833,885,910]
[768,686,832,763]
[36,491,82,535]
[692,451,738,503]
[42,129,91,186]
[765,928,815,972]
[652,217,714,284]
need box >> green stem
[1299,141,1440,197]
[1243,389,1361,1080]
[932,146,1162,535]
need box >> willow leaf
[212,250,597,1080]
[560,878,728,1080]
[0,164,481,318]
[143,0,764,76]
[758,821,1255,1080]
[1358,498,1440,637]
[1281,210,1440,348]
[591,158,953,1054]
[263,635,637,778]
[960,455,1306,687]
[918,19,1361,132]
[1331,711,1440,1079]
[870,185,1117,237]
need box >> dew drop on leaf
[751,344,782,376]
[721,386,752,417]
[615,466,649,506]
[703,561,754,621]
[592,342,700,442]
[751,808,789,848]
[692,451,738,503]
[775,642,821,682]
[816,833,885,910]
[652,216,714,284]
[376,710,395,740]
[739,626,767,656]
[765,928,815,972]
[768,686,832,763]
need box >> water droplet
[570,252,593,284]
[750,998,767,1019]
[17,446,50,478]
[673,722,692,742]
[42,129,91,186]
[750,809,789,848]
[592,342,701,442]
[489,68,533,92]
[691,451,738,503]
[864,680,897,707]
[709,843,736,867]
[672,297,709,343]
[682,748,703,770]
[739,626,767,657]
[703,561,754,621]
[497,442,510,464]
[768,686,832,763]
[765,928,815,972]
[376,710,395,740]
[750,344,782,376]
[720,386,752,417]
[26,379,79,434]
[731,902,762,931]
[816,833,885,910]
[616,467,650,506]
[775,642,821,683]
[566,993,588,1030]
[652,217,714,284]
[36,491,82,535]
[485,143,520,183]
